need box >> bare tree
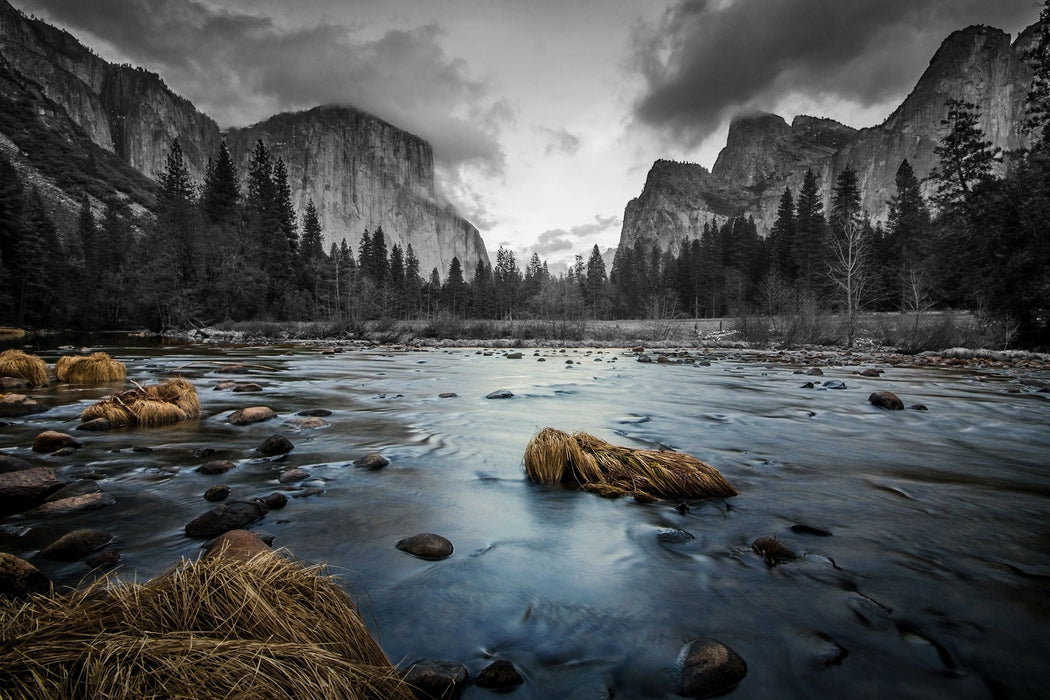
[827,219,870,349]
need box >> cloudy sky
[19,0,1041,269]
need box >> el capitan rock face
[620,23,1036,255]
[0,0,487,276]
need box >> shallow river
[2,338,1050,698]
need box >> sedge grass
[0,349,49,387]
[55,353,126,384]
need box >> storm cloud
[529,214,621,258]
[633,0,1037,145]
[23,0,508,174]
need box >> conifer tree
[443,257,466,315]
[792,169,827,297]
[769,187,796,281]
[201,142,239,226]
[929,99,999,212]
[0,154,26,320]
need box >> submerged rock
[298,408,333,417]
[185,500,269,538]
[196,460,236,475]
[678,638,747,698]
[869,391,904,410]
[396,533,453,560]
[285,416,328,429]
[822,380,847,390]
[232,383,264,393]
[475,660,524,689]
[29,493,116,516]
[0,453,34,473]
[257,435,294,456]
[85,550,121,569]
[204,485,231,502]
[438,392,458,398]
[44,479,100,503]
[658,528,695,544]
[32,431,82,453]
[278,468,310,484]
[790,523,832,537]
[752,536,797,565]
[77,417,112,431]
[39,528,112,560]
[402,659,469,699]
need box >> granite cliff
[0,0,487,276]
[620,23,1037,253]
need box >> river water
[2,338,1049,698]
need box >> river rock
[278,468,310,483]
[869,391,904,410]
[822,380,847,390]
[637,355,653,363]
[204,485,231,502]
[402,659,469,700]
[475,660,524,689]
[0,394,48,417]
[801,381,815,389]
[29,492,116,516]
[44,479,100,502]
[263,492,287,509]
[859,368,883,377]
[790,523,832,537]
[298,408,332,417]
[193,448,216,459]
[257,434,294,456]
[910,404,929,411]
[438,392,458,398]
[805,367,824,376]
[0,453,33,473]
[196,460,236,475]
[184,500,269,538]
[86,550,121,568]
[285,416,328,429]
[76,417,112,431]
[752,536,797,565]
[0,466,66,513]
[213,380,236,390]
[0,376,29,390]
[506,352,523,359]
[354,452,389,470]
[396,533,453,560]
[486,389,514,399]
[39,528,113,560]
[658,528,695,544]
[0,552,50,599]
[204,529,272,561]
[228,407,277,425]
[678,638,748,698]
[232,383,264,393]
[215,364,251,374]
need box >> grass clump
[524,427,738,500]
[55,352,127,384]
[0,349,49,386]
[81,377,199,428]
[0,550,414,699]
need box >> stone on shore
[0,552,50,599]
[678,638,748,698]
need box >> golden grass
[524,427,738,500]
[0,550,414,700]
[0,327,27,338]
[55,353,127,384]
[81,378,200,429]
[0,349,49,387]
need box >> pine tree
[272,158,298,258]
[17,188,60,325]
[201,142,239,226]
[886,159,931,311]
[830,164,862,234]
[404,244,423,315]
[792,169,827,298]
[300,200,325,309]
[494,246,521,318]
[0,154,26,321]
[585,244,608,316]
[929,99,999,212]
[769,187,796,281]
[443,257,466,315]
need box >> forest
[0,23,1048,348]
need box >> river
[2,338,1049,698]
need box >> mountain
[0,0,487,277]
[619,23,1037,253]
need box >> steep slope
[620,23,1036,253]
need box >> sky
[18,0,1042,271]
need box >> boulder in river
[39,528,113,560]
[402,659,469,699]
[677,638,748,698]
[868,391,904,410]
[257,435,294,456]
[285,417,328,429]
[0,394,48,417]
[204,485,231,502]
[76,418,111,431]
[486,389,514,399]
[438,392,458,398]
[804,367,824,376]
[475,660,524,689]
[28,492,116,516]
[297,408,332,417]
[859,368,883,377]
[44,479,100,502]
[0,453,34,474]
[0,467,66,513]
[203,529,272,561]
[184,500,269,538]
[232,383,264,393]
[196,460,236,475]
[228,407,277,425]
[278,468,309,484]
[354,453,389,470]
[0,552,50,599]
[396,533,453,560]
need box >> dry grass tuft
[0,349,49,387]
[0,550,414,700]
[524,427,738,500]
[81,378,200,429]
[55,353,126,384]
[0,327,27,338]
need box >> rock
[184,500,269,538]
[657,356,672,364]
[475,660,524,690]
[204,485,231,502]
[228,406,277,425]
[297,408,332,417]
[0,552,50,599]
[859,368,883,377]
[805,367,824,376]
[632,346,645,353]
[658,528,695,544]
[85,550,121,568]
[438,392,458,398]
[215,364,251,374]
[910,404,929,411]
[213,380,236,390]
[51,447,78,457]
[486,389,514,399]
[752,536,797,565]
[0,453,34,473]
[396,533,453,560]
[285,416,328,429]
[232,383,264,392]
[678,638,747,698]
[39,528,113,560]
[278,468,310,483]
[868,391,904,410]
[822,380,846,390]
[0,467,66,513]
[193,448,216,458]
[44,479,100,502]
[28,492,116,516]
[790,523,832,537]
[0,394,48,417]
[354,453,389,470]
[506,352,523,359]
[263,492,287,509]
[637,355,653,363]
[196,460,236,475]
[204,529,272,561]
[402,659,469,700]
[76,417,112,431]
[800,382,815,389]
[257,434,294,456]
[0,376,30,391]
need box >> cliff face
[0,0,487,277]
[225,106,488,278]
[620,23,1036,253]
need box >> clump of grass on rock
[0,548,414,699]
[524,427,738,500]
[55,352,126,384]
[0,349,49,387]
[81,377,200,428]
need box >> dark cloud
[529,214,621,257]
[633,0,1038,145]
[23,0,508,173]
[537,126,582,156]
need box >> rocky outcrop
[225,106,488,278]
[620,23,1037,253]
